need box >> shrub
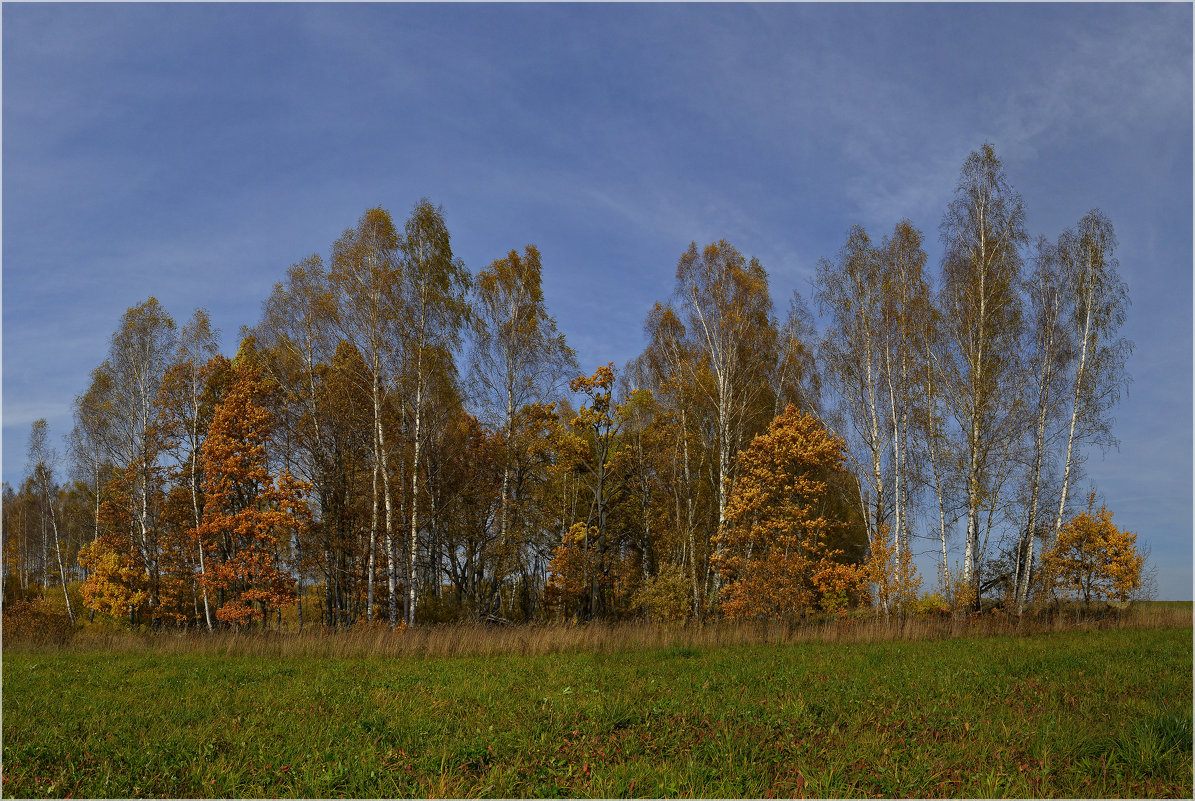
[631,564,692,622]
[910,592,952,618]
[3,598,75,645]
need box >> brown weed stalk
[6,603,1188,658]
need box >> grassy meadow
[2,607,1191,798]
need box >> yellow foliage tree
[713,405,867,619]
[78,539,149,619]
[1039,496,1144,608]
[866,524,922,617]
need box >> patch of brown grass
[7,601,1188,658]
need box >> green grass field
[3,622,1191,798]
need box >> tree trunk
[367,372,380,623]
[47,491,75,624]
[1018,371,1053,613]
[1055,281,1094,545]
[379,402,397,628]
[681,410,700,620]
[189,448,213,631]
[408,359,423,627]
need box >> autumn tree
[639,302,713,617]
[1039,494,1143,608]
[157,310,222,629]
[712,405,866,619]
[1,483,27,599]
[559,363,626,619]
[616,375,671,588]
[26,420,75,623]
[938,143,1028,604]
[314,341,377,626]
[397,198,470,626]
[1012,236,1072,611]
[433,410,503,615]
[543,522,592,620]
[1052,211,1132,544]
[330,207,401,624]
[866,524,921,618]
[78,535,149,620]
[197,354,309,627]
[469,244,576,615]
[79,298,177,621]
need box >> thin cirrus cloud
[2,2,1190,596]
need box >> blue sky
[3,3,1191,598]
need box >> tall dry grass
[8,602,1188,658]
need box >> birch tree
[70,364,117,557]
[105,298,177,617]
[1052,210,1132,544]
[468,245,576,615]
[771,289,821,418]
[157,310,221,630]
[27,419,75,623]
[258,255,338,494]
[938,143,1027,603]
[1014,236,1072,611]
[398,199,470,626]
[256,255,339,629]
[669,240,776,587]
[330,208,401,624]
[816,227,891,553]
[877,221,932,559]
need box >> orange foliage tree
[197,356,310,627]
[543,522,593,620]
[1039,495,1144,608]
[712,405,866,618]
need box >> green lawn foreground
[3,625,1191,798]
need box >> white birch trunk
[46,488,75,624]
[1055,275,1094,543]
[407,352,423,626]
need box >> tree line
[2,144,1142,630]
